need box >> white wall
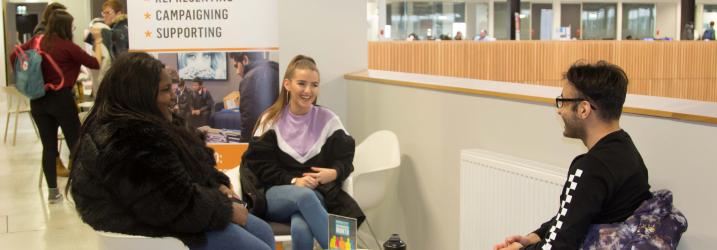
[278,0,367,122]
[656,2,679,39]
[58,0,92,45]
[346,79,717,250]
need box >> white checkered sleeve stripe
[542,169,583,249]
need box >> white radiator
[460,149,567,250]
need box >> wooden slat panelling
[368,41,717,102]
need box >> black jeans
[30,88,80,188]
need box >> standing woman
[100,0,129,57]
[31,2,68,178]
[11,9,102,203]
[241,55,365,250]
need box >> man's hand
[494,242,523,250]
[493,234,540,250]
[231,203,248,227]
[302,167,337,184]
[293,176,319,189]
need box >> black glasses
[555,95,596,109]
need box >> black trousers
[30,88,80,188]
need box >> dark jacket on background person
[703,27,716,40]
[70,116,233,247]
[239,59,280,141]
[103,14,128,57]
[175,87,193,120]
[191,88,213,127]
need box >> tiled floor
[0,97,98,250]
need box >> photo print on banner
[128,0,279,142]
[178,52,227,80]
[160,52,280,137]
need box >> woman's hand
[293,176,319,189]
[231,203,248,227]
[218,184,240,199]
[302,167,338,184]
[91,27,102,40]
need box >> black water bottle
[383,234,407,250]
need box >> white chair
[97,231,188,250]
[343,130,401,248]
[2,86,38,145]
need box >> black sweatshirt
[523,130,652,250]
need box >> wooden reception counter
[368,41,717,103]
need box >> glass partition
[371,0,693,41]
[623,4,655,39]
[582,3,617,39]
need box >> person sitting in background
[454,31,463,40]
[241,55,365,250]
[474,30,496,41]
[438,34,452,40]
[407,33,419,41]
[175,79,193,121]
[190,78,214,128]
[69,52,275,250]
[703,21,715,40]
[494,61,654,250]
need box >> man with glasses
[494,61,652,250]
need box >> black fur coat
[241,130,365,225]
[70,117,233,247]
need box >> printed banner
[128,0,278,52]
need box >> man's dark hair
[563,60,628,121]
[228,52,263,63]
[192,77,203,85]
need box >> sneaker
[48,188,64,204]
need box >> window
[385,1,469,40]
[581,3,617,40]
[494,2,509,40]
[622,4,655,39]
[493,1,531,40]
